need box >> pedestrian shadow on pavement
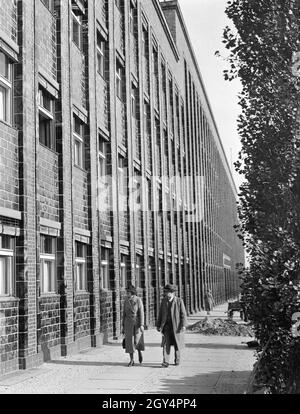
[47,360,163,368]
[149,370,252,394]
[184,343,253,351]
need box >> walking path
[0,304,256,394]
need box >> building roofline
[152,0,180,62]
[160,0,238,196]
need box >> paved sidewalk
[0,304,256,394]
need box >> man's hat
[126,284,137,295]
[164,284,176,293]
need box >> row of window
[0,234,113,297]
[1,231,180,297]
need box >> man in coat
[156,284,188,367]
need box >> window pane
[72,15,82,49]
[74,116,82,136]
[0,84,6,121]
[76,242,86,258]
[0,257,5,294]
[41,235,54,254]
[73,18,79,46]
[41,259,56,294]
[0,256,13,296]
[76,262,86,291]
[39,114,51,148]
[1,235,13,250]
[42,91,52,112]
[74,139,82,167]
[0,52,8,79]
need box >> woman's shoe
[139,354,143,364]
[128,360,135,367]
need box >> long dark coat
[122,296,145,354]
[156,296,187,351]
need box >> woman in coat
[204,289,215,315]
[122,284,145,366]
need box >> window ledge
[0,296,19,303]
[74,290,89,295]
[74,165,88,174]
[0,119,15,130]
[39,293,60,299]
[39,142,58,155]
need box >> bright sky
[179,0,243,189]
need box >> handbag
[122,338,126,349]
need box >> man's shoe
[174,361,180,366]
[161,362,169,368]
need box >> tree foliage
[223,0,300,393]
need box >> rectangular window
[118,156,127,196]
[100,248,110,290]
[120,254,126,288]
[72,11,83,50]
[0,52,12,124]
[75,242,87,292]
[142,28,148,58]
[136,256,141,288]
[116,62,124,101]
[73,115,85,169]
[38,87,56,150]
[131,84,138,119]
[0,235,15,297]
[98,135,108,178]
[40,235,56,294]
[97,32,105,78]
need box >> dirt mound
[187,317,254,337]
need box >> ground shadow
[47,360,163,368]
[143,369,253,394]
[184,343,254,351]
[104,342,253,351]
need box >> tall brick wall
[0,0,17,43]
[73,168,89,231]
[74,293,90,341]
[100,290,113,340]
[36,0,57,80]
[95,0,107,30]
[115,5,125,55]
[37,296,60,349]
[38,146,59,222]
[96,76,109,131]
[0,299,18,375]
[0,125,19,211]
[71,46,88,111]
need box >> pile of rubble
[187,317,254,337]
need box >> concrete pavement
[0,304,256,394]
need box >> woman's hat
[164,284,176,293]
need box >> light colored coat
[122,296,145,353]
[156,296,187,350]
[204,292,214,311]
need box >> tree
[222,0,300,393]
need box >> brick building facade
[0,0,244,375]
